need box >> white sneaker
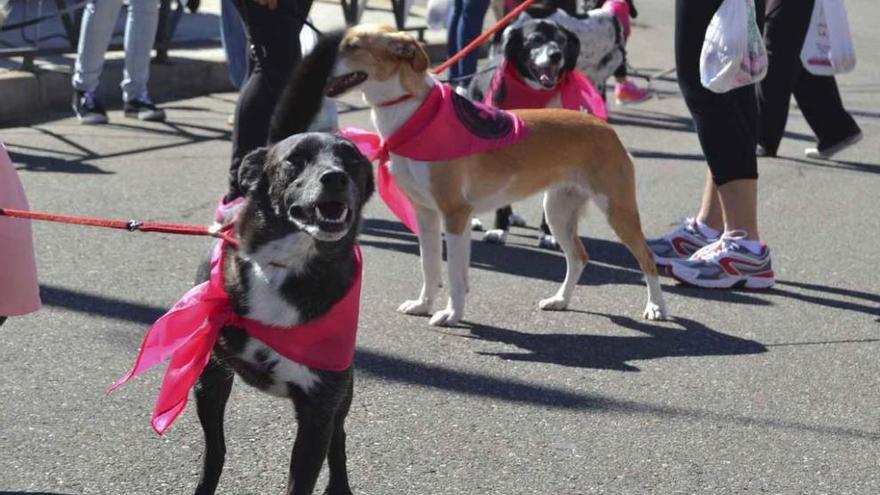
[805,131,862,159]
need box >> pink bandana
[484,60,608,120]
[340,82,529,233]
[109,236,362,435]
[603,0,632,39]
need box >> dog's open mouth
[325,71,368,97]
[289,200,354,240]
[530,64,561,89]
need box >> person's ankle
[695,219,721,239]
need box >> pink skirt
[0,142,41,316]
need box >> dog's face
[505,19,580,89]
[238,133,374,243]
[325,24,430,99]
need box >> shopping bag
[427,0,451,30]
[800,0,856,76]
[700,0,768,93]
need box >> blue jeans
[446,0,490,84]
[220,0,247,89]
[71,0,159,101]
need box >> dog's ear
[387,35,429,72]
[562,26,580,71]
[503,27,524,62]
[238,147,269,196]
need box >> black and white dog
[192,33,374,495]
[469,17,580,249]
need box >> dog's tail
[0,0,10,27]
[267,30,344,144]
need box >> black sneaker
[124,95,166,122]
[73,90,109,125]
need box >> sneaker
[805,131,862,159]
[668,231,775,289]
[124,94,166,122]
[647,217,716,266]
[614,80,651,105]
[756,144,776,158]
[73,90,109,125]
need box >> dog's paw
[538,234,559,251]
[398,299,432,316]
[643,302,668,321]
[509,212,527,227]
[471,217,484,231]
[539,295,569,311]
[483,229,508,244]
[429,308,461,326]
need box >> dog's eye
[283,159,305,174]
[526,34,544,45]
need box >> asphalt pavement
[1,1,878,494]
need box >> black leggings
[757,0,859,154]
[228,0,313,198]
[675,0,763,186]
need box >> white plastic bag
[700,0,768,93]
[800,0,856,76]
[427,0,452,31]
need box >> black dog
[192,33,374,495]
[469,17,580,250]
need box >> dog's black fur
[469,18,580,248]
[193,32,374,495]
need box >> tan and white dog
[328,25,666,326]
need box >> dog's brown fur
[334,25,666,325]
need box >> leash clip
[126,220,142,232]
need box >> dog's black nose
[549,51,562,64]
[320,170,349,190]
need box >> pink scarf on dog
[110,234,362,435]
[340,82,529,233]
[484,60,608,121]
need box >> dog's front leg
[398,206,442,316]
[429,214,471,327]
[287,403,336,495]
[193,359,234,495]
[323,378,354,495]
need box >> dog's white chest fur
[238,232,321,394]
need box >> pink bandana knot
[484,60,608,120]
[110,234,362,435]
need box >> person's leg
[447,0,464,81]
[454,0,491,85]
[794,73,861,152]
[228,0,313,198]
[221,0,248,89]
[756,0,813,155]
[120,0,160,102]
[72,0,124,94]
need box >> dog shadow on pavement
[459,313,766,372]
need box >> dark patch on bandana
[450,90,514,140]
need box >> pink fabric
[110,237,363,435]
[213,195,245,224]
[484,60,608,120]
[603,0,631,39]
[339,83,529,233]
[0,142,41,317]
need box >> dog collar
[375,93,414,108]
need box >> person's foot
[73,90,109,125]
[756,144,776,158]
[647,217,717,266]
[124,94,166,122]
[614,80,651,105]
[805,131,863,159]
[668,231,775,289]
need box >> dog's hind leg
[539,186,589,311]
[193,358,234,495]
[324,378,355,495]
[398,206,443,316]
[604,198,668,321]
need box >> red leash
[431,0,540,76]
[0,207,240,249]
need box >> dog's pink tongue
[539,73,552,85]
